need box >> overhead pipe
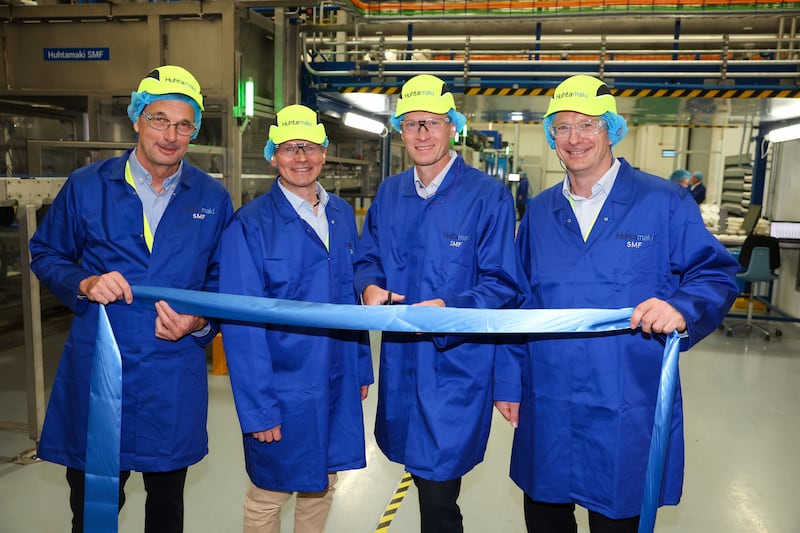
[303,33,793,46]
[305,58,800,79]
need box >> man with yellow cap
[509,74,739,532]
[29,65,233,532]
[219,104,373,533]
[354,74,523,533]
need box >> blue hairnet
[264,138,330,162]
[127,92,203,141]
[669,169,692,183]
[390,109,467,134]
[543,111,628,149]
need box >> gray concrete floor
[1,313,799,532]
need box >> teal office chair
[725,245,782,340]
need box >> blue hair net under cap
[542,111,628,149]
[127,92,203,140]
[390,109,467,134]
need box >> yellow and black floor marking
[374,471,413,532]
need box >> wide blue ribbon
[84,305,122,533]
[85,285,680,532]
[132,286,636,334]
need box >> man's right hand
[79,271,133,305]
[362,284,406,306]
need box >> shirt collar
[278,178,328,212]
[562,158,621,201]
[414,150,457,198]
[128,148,182,191]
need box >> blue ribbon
[85,285,680,532]
[639,330,681,533]
[132,286,636,334]
[84,305,122,533]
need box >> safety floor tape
[375,471,414,533]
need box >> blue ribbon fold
[639,330,681,533]
[84,305,122,533]
[84,285,680,533]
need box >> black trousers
[67,466,187,533]
[411,475,464,533]
[524,495,640,533]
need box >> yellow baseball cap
[393,74,457,118]
[544,74,616,118]
[268,104,327,145]
[136,65,204,111]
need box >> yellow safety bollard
[210,333,229,375]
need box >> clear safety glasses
[549,117,607,139]
[400,117,452,134]
[276,143,323,157]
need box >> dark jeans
[67,466,187,533]
[524,495,640,533]
[411,474,464,533]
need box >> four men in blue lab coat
[354,74,523,533]
[219,104,373,533]
[29,65,739,533]
[29,65,233,533]
[510,74,740,532]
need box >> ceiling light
[766,123,800,143]
[340,92,389,114]
[343,112,387,136]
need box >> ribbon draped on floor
[85,285,680,533]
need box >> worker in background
[668,168,691,188]
[219,104,373,533]
[690,170,707,203]
[516,168,530,220]
[29,65,233,533]
[354,74,523,533]
[507,74,740,532]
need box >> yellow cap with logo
[268,104,327,145]
[544,74,616,118]
[394,74,457,117]
[136,65,204,111]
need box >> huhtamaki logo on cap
[554,91,590,100]
[280,119,314,127]
[404,89,436,98]
[163,76,198,92]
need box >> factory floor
[1,310,798,533]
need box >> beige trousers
[242,473,338,533]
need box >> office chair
[725,243,782,340]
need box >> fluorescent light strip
[767,123,800,143]
[343,112,387,136]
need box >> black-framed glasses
[276,142,323,157]
[142,111,197,137]
[400,117,452,134]
[549,117,606,139]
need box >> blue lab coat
[354,155,522,481]
[219,180,373,492]
[29,149,233,472]
[510,158,740,518]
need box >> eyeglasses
[549,118,606,139]
[400,117,452,134]
[142,112,197,137]
[276,142,323,157]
